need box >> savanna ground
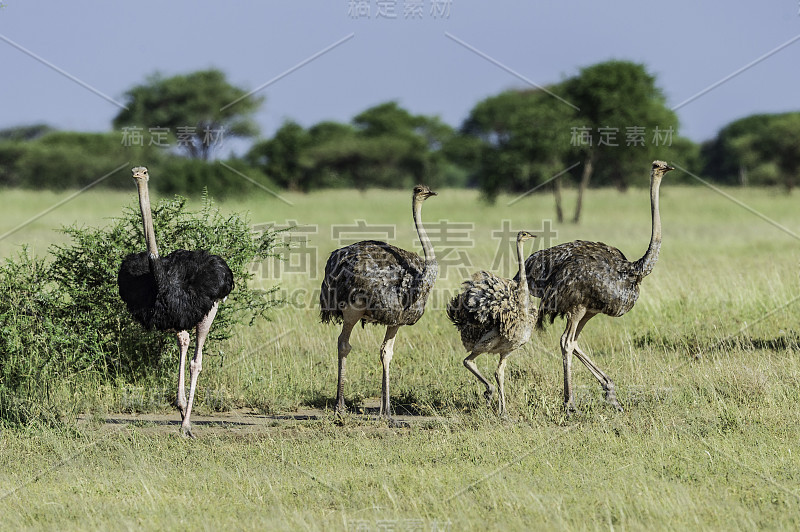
[1,181,800,530]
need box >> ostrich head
[651,160,674,180]
[132,166,149,182]
[516,230,537,243]
[413,184,437,203]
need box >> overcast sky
[1,1,798,148]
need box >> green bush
[0,249,90,425]
[0,194,283,426]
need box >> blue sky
[1,1,798,148]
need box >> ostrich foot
[175,397,188,419]
[334,405,349,425]
[604,388,624,412]
[385,416,410,428]
[483,386,496,407]
[179,424,195,439]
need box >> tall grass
[1,184,799,530]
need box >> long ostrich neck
[635,172,662,277]
[137,179,159,257]
[515,238,529,312]
[413,198,434,262]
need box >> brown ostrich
[447,231,537,416]
[515,160,674,412]
[319,185,438,425]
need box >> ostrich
[117,166,233,438]
[515,160,674,413]
[447,231,537,417]
[319,184,438,425]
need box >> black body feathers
[118,249,233,332]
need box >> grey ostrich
[118,166,233,438]
[319,184,438,425]
[515,160,674,413]
[447,231,537,416]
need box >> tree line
[1,62,798,222]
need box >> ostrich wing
[462,271,530,338]
[320,240,436,326]
[118,249,233,332]
[155,250,233,331]
[516,240,641,323]
[118,251,158,327]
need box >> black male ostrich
[117,166,233,438]
[319,184,438,426]
[447,231,537,417]
[515,160,674,413]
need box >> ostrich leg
[379,325,400,422]
[464,352,495,406]
[568,308,622,411]
[335,307,363,416]
[181,302,219,439]
[495,353,511,417]
[560,307,588,413]
[561,308,623,412]
[572,344,623,412]
[464,332,501,408]
[175,331,191,418]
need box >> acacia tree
[254,102,454,190]
[113,69,263,160]
[563,60,678,222]
[461,87,577,220]
[247,121,311,191]
[702,112,800,190]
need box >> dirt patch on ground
[77,399,448,437]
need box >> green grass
[2,183,800,530]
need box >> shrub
[0,194,283,425]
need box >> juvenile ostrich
[515,160,674,413]
[447,231,537,416]
[320,185,438,425]
[117,166,233,438]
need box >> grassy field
[1,182,800,530]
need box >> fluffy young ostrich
[319,185,438,426]
[515,160,674,413]
[447,231,537,416]
[117,166,233,438]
